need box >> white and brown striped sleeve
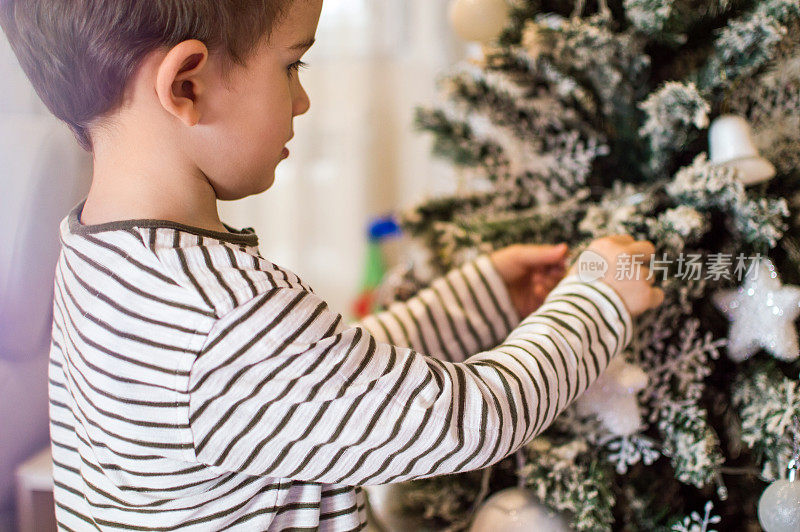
[358,256,520,362]
[186,274,632,487]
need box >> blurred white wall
[0,33,47,115]
[218,0,465,314]
[0,27,92,531]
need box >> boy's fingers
[522,243,568,266]
[533,281,547,298]
[640,267,653,284]
[650,287,665,308]
[608,234,635,244]
[546,267,566,281]
[627,241,656,261]
[548,264,566,278]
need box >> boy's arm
[186,276,631,486]
[356,256,520,362]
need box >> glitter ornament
[470,488,574,532]
[365,483,430,531]
[712,259,800,362]
[449,0,510,45]
[575,356,649,436]
[709,115,776,186]
[758,458,800,532]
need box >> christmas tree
[369,1,800,530]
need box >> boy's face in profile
[192,0,323,200]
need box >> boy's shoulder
[61,202,315,320]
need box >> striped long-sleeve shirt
[49,200,632,531]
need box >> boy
[1,0,663,529]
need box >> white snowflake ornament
[713,259,800,363]
[576,356,649,436]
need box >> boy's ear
[155,40,209,127]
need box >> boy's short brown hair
[0,1,292,151]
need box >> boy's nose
[294,85,311,117]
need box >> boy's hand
[569,235,665,317]
[490,244,569,319]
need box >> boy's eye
[287,60,308,77]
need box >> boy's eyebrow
[289,38,316,51]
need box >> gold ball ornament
[469,488,574,532]
[449,0,511,45]
[365,484,431,531]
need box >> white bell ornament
[757,458,800,532]
[469,487,574,532]
[449,0,511,45]
[709,115,776,186]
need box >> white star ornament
[712,259,800,362]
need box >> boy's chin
[258,172,278,194]
[215,172,277,201]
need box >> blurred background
[0,0,467,529]
[219,0,467,311]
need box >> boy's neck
[81,185,228,234]
[81,121,230,235]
